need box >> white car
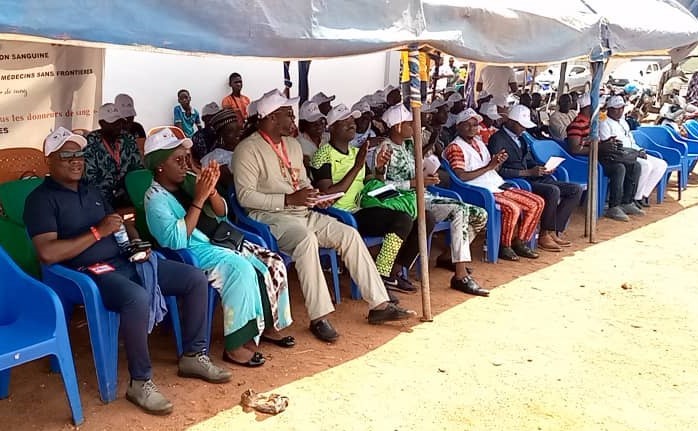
[535,64,592,94]
[607,59,668,93]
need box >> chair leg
[54,351,85,425]
[206,286,218,353]
[50,300,75,373]
[0,369,10,399]
[85,310,120,403]
[678,170,682,201]
[329,251,341,304]
[165,296,183,357]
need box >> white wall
[102,48,398,131]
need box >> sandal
[261,335,296,348]
[222,351,265,367]
[498,246,520,261]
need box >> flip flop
[222,351,265,367]
[261,335,296,348]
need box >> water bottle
[113,224,129,250]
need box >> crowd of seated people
[12,66,686,418]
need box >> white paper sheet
[544,156,565,171]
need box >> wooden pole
[530,66,537,93]
[408,43,432,322]
[557,62,568,99]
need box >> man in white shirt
[430,57,455,91]
[600,96,668,208]
[477,65,518,108]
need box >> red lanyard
[259,131,299,190]
[102,138,121,171]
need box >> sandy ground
[2,177,697,430]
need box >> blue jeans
[87,257,208,380]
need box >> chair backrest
[0,148,48,184]
[124,169,155,242]
[631,130,654,148]
[0,178,43,224]
[527,137,571,163]
[637,126,684,151]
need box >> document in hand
[313,192,345,203]
[367,184,397,197]
[544,156,565,171]
[423,154,441,176]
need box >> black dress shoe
[309,319,339,342]
[512,243,539,259]
[367,303,415,324]
[387,289,400,305]
[636,199,651,208]
[499,246,520,261]
[450,276,489,297]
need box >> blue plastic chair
[663,125,698,176]
[637,126,695,188]
[227,187,342,303]
[631,130,683,202]
[683,119,698,140]
[0,247,84,425]
[523,133,608,217]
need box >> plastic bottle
[113,224,129,249]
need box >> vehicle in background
[606,58,670,93]
[513,66,534,89]
[534,64,592,94]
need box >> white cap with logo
[43,127,87,156]
[254,90,299,119]
[479,102,501,120]
[455,108,483,125]
[98,103,122,123]
[144,127,193,156]
[507,105,536,129]
[310,92,336,105]
[114,94,136,118]
[423,99,449,114]
[382,104,413,128]
[326,104,361,127]
[351,100,372,114]
[299,101,325,122]
[606,95,626,109]
[578,93,591,108]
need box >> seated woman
[376,104,490,296]
[443,109,544,261]
[309,104,418,294]
[143,129,294,368]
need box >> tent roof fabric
[0,1,697,62]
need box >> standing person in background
[85,103,143,209]
[477,65,518,111]
[221,73,250,126]
[115,94,146,139]
[173,89,201,138]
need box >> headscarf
[144,148,176,171]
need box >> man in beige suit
[231,91,413,342]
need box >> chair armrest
[316,207,359,229]
[507,178,531,191]
[552,166,570,182]
[42,264,109,316]
[227,187,279,251]
[428,185,462,201]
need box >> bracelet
[191,203,203,211]
[90,226,101,241]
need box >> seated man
[231,91,413,343]
[24,128,231,415]
[191,101,221,164]
[477,101,501,144]
[310,103,417,293]
[548,94,577,141]
[488,105,583,251]
[84,103,143,209]
[567,97,642,222]
[601,96,668,209]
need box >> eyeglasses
[57,151,85,161]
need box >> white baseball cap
[144,127,193,156]
[310,91,336,105]
[507,105,536,129]
[326,103,361,127]
[114,94,136,118]
[201,102,221,118]
[447,92,464,106]
[479,102,501,120]
[43,127,87,156]
[477,90,491,100]
[254,90,299,119]
[423,99,449,114]
[606,95,626,109]
[98,103,122,123]
[382,104,413,128]
[578,93,591,108]
[299,101,325,122]
[455,108,483,125]
[351,100,372,114]
[659,103,683,121]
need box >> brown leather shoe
[537,232,562,252]
[552,233,572,247]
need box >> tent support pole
[409,44,432,322]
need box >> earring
[157,168,163,173]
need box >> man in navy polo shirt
[24,127,232,416]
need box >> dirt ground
[1,176,697,431]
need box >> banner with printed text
[0,41,103,150]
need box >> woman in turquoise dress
[142,129,293,367]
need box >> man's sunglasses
[57,151,85,161]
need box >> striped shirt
[566,113,590,145]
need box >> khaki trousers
[250,210,389,320]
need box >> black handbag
[210,221,245,252]
[599,141,640,165]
